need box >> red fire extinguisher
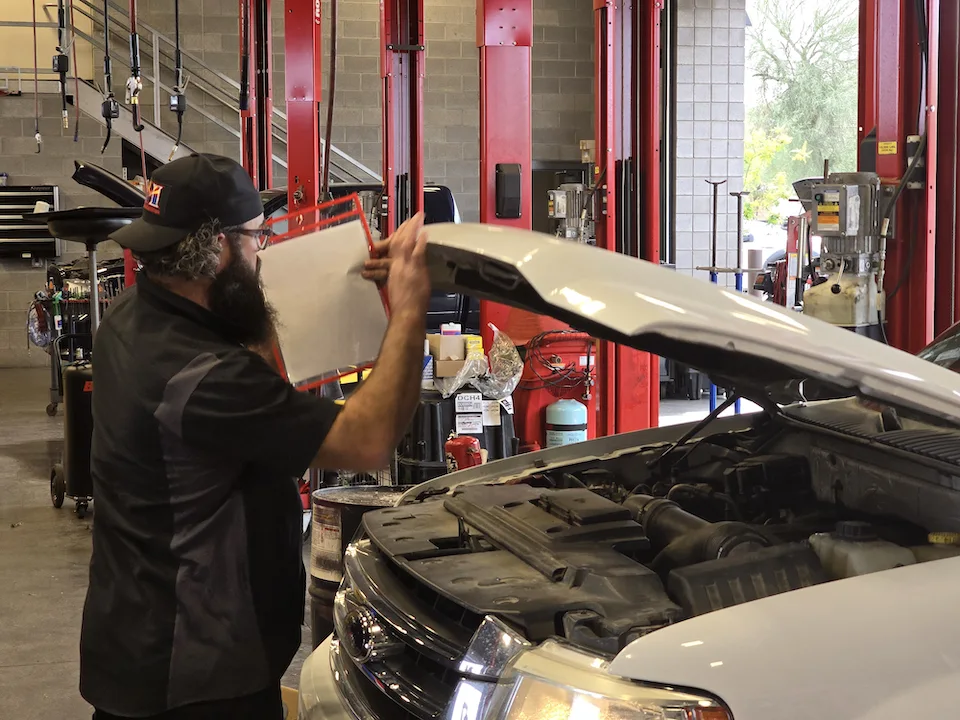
[445,433,483,473]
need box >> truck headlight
[452,639,731,720]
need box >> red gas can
[444,434,483,473]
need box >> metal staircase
[66,0,380,184]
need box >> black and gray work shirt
[79,274,340,716]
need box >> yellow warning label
[878,141,898,155]
[817,204,840,213]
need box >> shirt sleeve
[175,348,342,479]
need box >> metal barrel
[308,485,413,649]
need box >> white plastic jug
[810,521,916,580]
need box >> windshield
[917,324,960,373]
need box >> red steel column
[477,0,534,347]
[628,0,662,430]
[284,0,322,224]
[876,0,935,352]
[595,0,659,435]
[381,0,425,237]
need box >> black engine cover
[363,485,683,654]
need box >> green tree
[746,0,859,219]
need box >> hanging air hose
[126,0,144,132]
[69,0,82,141]
[320,0,339,199]
[31,0,41,152]
[54,0,71,131]
[100,0,120,154]
[127,0,148,181]
[169,0,187,161]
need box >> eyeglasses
[232,225,276,250]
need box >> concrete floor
[0,368,312,719]
[0,367,739,718]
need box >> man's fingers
[370,238,390,257]
[364,257,391,272]
[411,229,428,260]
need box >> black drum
[309,485,411,649]
[62,362,94,500]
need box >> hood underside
[423,223,960,427]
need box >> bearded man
[80,153,430,719]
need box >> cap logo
[144,181,164,214]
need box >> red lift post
[381,0,425,236]
[239,0,275,190]
[867,0,938,352]
[594,0,660,435]
[284,0,323,225]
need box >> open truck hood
[424,223,960,427]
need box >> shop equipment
[27,208,139,517]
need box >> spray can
[444,434,483,473]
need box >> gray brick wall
[0,94,124,367]
[673,0,746,287]
[134,0,594,222]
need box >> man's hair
[134,219,241,280]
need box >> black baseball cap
[110,153,264,253]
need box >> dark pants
[92,684,285,720]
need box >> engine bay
[363,398,960,657]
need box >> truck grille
[332,539,481,719]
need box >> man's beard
[207,243,276,347]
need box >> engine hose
[69,0,81,140]
[31,0,41,153]
[321,0,339,198]
[100,0,116,154]
[625,494,769,573]
[169,0,185,160]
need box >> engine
[362,423,959,657]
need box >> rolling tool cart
[26,208,139,517]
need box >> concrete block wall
[673,0,746,286]
[0,94,124,368]
[133,0,594,222]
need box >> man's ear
[215,233,230,272]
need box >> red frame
[381,0,425,237]
[263,193,385,391]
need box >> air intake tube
[625,494,770,575]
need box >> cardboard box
[435,359,466,377]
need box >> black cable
[321,0,339,198]
[31,0,41,153]
[169,0,185,160]
[56,0,69,131]
[128,0,144,132]
[642,393,740,478]
[100,0,116,154]
[69,0,81,141]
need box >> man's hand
[385,212,430,317]
[360,213,428,291]
[361,238,392,285]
